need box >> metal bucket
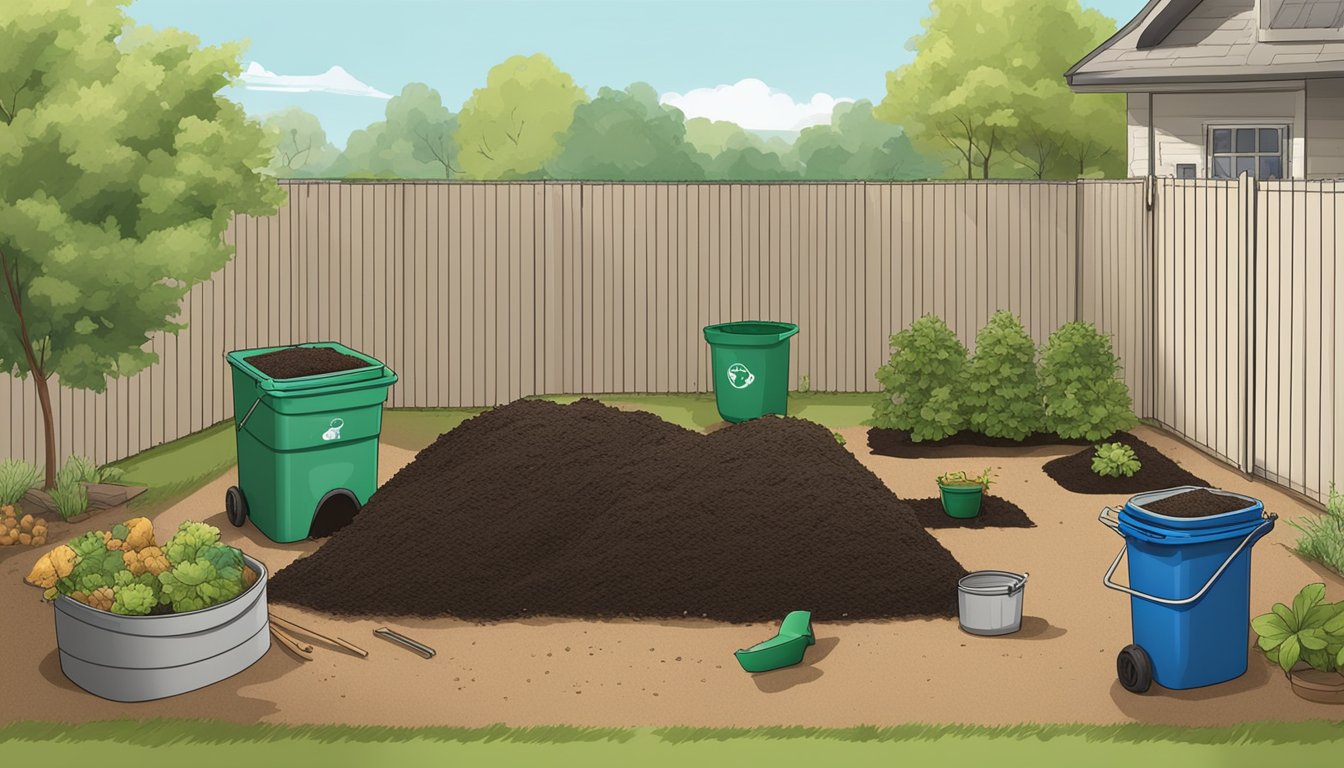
[957,570,1029,636]
[53,555,270,702]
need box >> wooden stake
[269,623,313,660]
[269,611,369,658]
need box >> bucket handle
[1101,514,1276,606]
[236,398,261,433]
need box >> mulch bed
[270,399,968,623]
[1041,433,1210,494]
[1140,489,1247,518]
[247,346,368,379]
[902,495,1035,529]
[867,428,1091,458]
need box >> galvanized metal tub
[53,555,270,702]
[957,570,1029,636]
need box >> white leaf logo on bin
[322,418,344,441]
[726,363,755,390]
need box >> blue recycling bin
[1100,486,1276,692]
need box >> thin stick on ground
[269,624,313,660]
[270,611,369,658]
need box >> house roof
[1067,0,1344,91]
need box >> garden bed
[1041,434,1210,494]
[902,495,1034,529]
[867,428,1090,458]
[270,398,968,622]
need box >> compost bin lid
[225,342,394,393]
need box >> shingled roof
[1067,0,1344,90]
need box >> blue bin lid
[1119,486,1266,543]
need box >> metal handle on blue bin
[1101,514,1276,606]
[236,398,261,433]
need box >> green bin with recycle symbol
[702,321,800,423]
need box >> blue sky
[127,0,1147,147]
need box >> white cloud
[659,78,853,131]
[239,62,392,99]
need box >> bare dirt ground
[2,424,1341,727]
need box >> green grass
[1290,483,1344,577]
[108,421,237,515]
[1,720,1342,767]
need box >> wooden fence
[2,179,1340,505]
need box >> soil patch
[903,495,1035,529]
[1041,433,1210,494]
[247,347,368,379]
[867,428,1090,458]
[270,399,967,623]
[1140,489,1249,518]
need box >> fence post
[1074,180,1084,322]
[1240,173,1257,475]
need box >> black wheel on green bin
[225,486,248,528]
[1117,644,1153,694]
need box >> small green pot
[938,483,984,519]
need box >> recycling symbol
[727,363,755,390]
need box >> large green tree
[262,107,339,178]
[548,83,706,180]
[792,100,939,180]
[878,0,1123,179]
[0,0,284,487]
[327,83,460,179]
[454,54,587,179]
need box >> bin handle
[236,398,261,433]
[1101,515,1276,606]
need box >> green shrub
[1039,322,1138,441]
[873,315,968,441]
[962,311,1044,440]
[56,455,123,485]
[48,480,89,521]
[0,459,41,506]
[1291,484,1344,577]
[1251,583,1344,673]
[1091,442,1142,478]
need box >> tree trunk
[966,151,974,180]
[31,372,57,489]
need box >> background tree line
[263,0,1125,182]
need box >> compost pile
[1041,433,1210,494]
[247,347,367,379]
[270,399,967,622]
[1142,489,1248,518]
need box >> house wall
[1126,89,1306,177]
[1306,78,1344,178]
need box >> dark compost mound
[1141,489,1247,518]
[902,495,1035,529]
[1041,433,1210,494]
[248,346,367,379]
[269,399,968,622]
[867,428,1090,458]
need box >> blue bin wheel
[1117,644,1153,694]
[225,486,248,528]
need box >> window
[1207,126,1288,179]
[1259,0,1344,41]
[1176,164,1197,179]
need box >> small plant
[963,311,1044,440]
[832,431,846,445]
[937,468,994,490]
[56,455,125,485]
[48,480,90,521]
[1290,484,1344,577]
[1091,442,1142,478]
[1039,322,1139,441]
[873,315,968,441]
[0,459,41,506]
[797,374,811,393]
[1251,583,1344,674]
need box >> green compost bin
[703,321,800,423]
[224,342,397,543]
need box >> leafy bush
[1251,583,1344,673]
[1039,322,1138,441]
[47,480,89,521]
[962,311,1044,440]
[936,468,994,490]
[873,315,968,441]
[158,520,247,613]
[1290,484,1344,577]
[0,459,41,506]
[56,455,124,485]
[1091,442,1142,478]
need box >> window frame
[1205,124,1291,180]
